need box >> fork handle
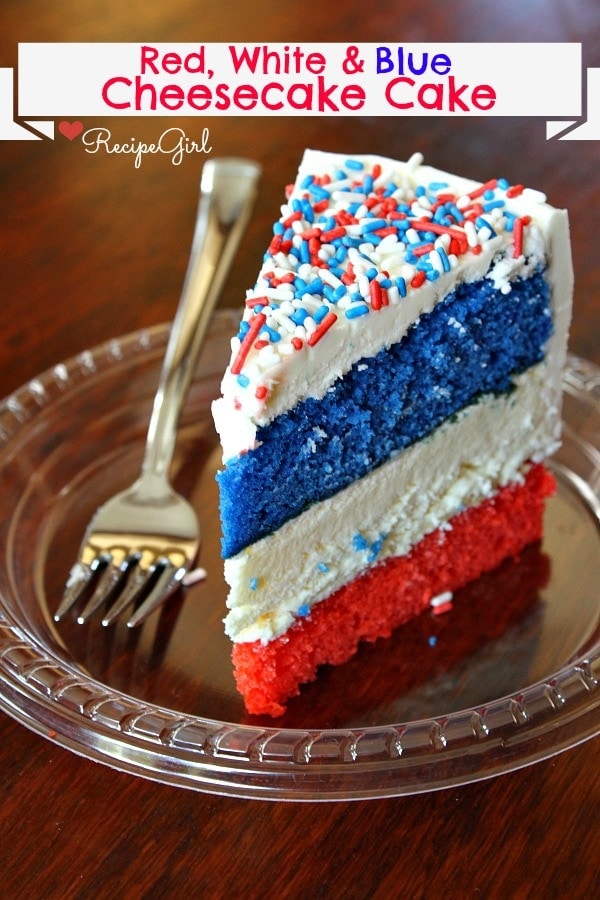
[139,157,261,492]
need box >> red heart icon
[58,120,83,140]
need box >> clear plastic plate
[0,311,598,801]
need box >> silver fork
[54,157,261,628]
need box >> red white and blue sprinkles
[228,153,538,403]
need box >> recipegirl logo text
[80,125,212,167]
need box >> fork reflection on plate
[54,157,261,628]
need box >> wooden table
[1,3,598,896]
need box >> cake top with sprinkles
[213,149,554,460]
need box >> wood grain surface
[1,2,599,896]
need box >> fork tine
[54,556,107,622]
[77,564,120,623]
[77,554,136,624]
[126,560,187,629]
[101,565,152,627]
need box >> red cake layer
[232,463,556,717]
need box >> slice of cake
[212,149,573,717]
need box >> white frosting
[212,150,571,462]
[224,362,561,644]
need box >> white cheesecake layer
[224,361,559,645]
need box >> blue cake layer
[218,271,552,558]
